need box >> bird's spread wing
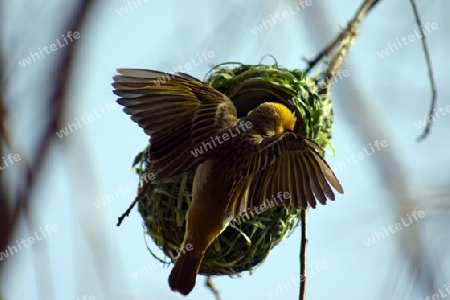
[227,134,343,217]
[113,69,238,179]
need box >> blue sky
[2,1,450,299]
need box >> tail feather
[168,252,203,296]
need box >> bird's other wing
[113,69,238,179]
[227,134,343,218]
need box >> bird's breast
[192,160,235,213]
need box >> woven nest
[132,61,334,276]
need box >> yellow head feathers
[245,102,297,134]
[265,102,297,133]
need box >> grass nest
[132,61,334,276]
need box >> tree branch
[299,209,308,300]
[410,0,437,142]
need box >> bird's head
[246,102,297,135]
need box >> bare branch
[410,0,438,142]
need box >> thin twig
[117,179,151,226]
[299,209,308,300]
[321,0,382,98]
[304,0,382,77]
[409,0,437,142]
[303,35,343,75]
[205,275,222,300]
[304,0,382,75]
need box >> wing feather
[113,69,238,179]
[228,133,343,215]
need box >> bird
[112,68,344,296]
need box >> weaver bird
[113,69,343,296]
